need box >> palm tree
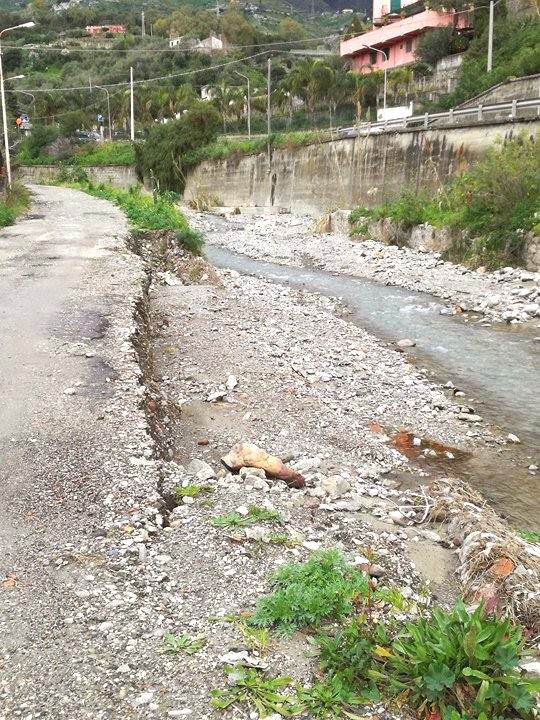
[210,80,237,132]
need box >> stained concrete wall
[18,164,138,190]
[184,119,540,215]
[458,74,540,109]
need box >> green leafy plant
[211,666,302,717]
[371,603,539,718]
[162,632,206,655]
[250,550,369,635]
[212,505,284,528]
[517,529,540,543]
[313,604,539,719]
[296,676,366,719]
[174,483,212,499]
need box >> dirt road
[0,186,159,716]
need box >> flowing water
[206,244,540,527]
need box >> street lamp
[361,43,388,111]
[0,21,35,188]
[234,70,251,139]
[94,84,112,141]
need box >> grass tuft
[212,505,284,529]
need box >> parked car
[72,130,102,143]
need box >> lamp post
[361,43,388,111]
[94,84,112,141]
[0,21,35,188]
[234,70,251,139]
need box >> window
[381,45,390,61]
[405,39,413,53]
[370,50,377,65]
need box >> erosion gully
[204,243,539,529]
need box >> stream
[205,243,540,527]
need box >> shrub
[135,101,221,193]
[416,26,457,67]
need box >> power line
[14,49,281,93]
[2,34,340,54]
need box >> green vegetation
[212,505,284,529]
[55,176,203,253]
[0,183,30,228]
[68,142,135,167]
[17,134,135,167]
[174,483,211,499]
[518,529,540,543]
[449,19,540,108]
[313,603,540,719]
[186,130,322,164]
[350,135,540,268]
[162,632,206,655]
[249,550,369,634]
[211,549,538,719]
[135,102,221,193]
[211,666,302,717]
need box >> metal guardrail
[335,98,540,137]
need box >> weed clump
[250,549,369,634]
[212,505,284,529]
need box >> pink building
[86,25,126,36]
[341,0,470,73]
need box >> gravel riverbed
[185,210,540,326]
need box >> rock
[396,338,416,348]
[388,510,406,526]
[507,433,521,444]
[418,529,442,542]
[221,442,305,488]
[63,387,76,395]
[458,412,483,422]
[520,661,540,678]
[187,459,215,480]
[490,556,515,579]
[320,475,351,496]
[206,390,227,402]
[219,650,268,669]
[225,375,238,390]
[239,466,266,479]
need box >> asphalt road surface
[0,185,148,716]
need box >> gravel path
[185,210,540,326]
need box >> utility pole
[141,11,146,37]
[267,57,271,137]
[130,66,135,141]
[235,70,251,138]
[487,0,494,72]
[0,21,35,189]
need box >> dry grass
[428,478,540,631]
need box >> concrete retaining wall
[18,164,138,190]
[184,119,540,215]
[458,74,540,109]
